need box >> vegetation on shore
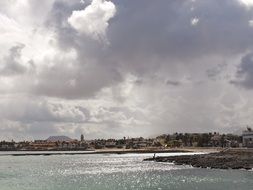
[0,132,243,151]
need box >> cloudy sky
[1,0,253,140]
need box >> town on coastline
[1,127,253,151]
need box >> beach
[0,147,219,156]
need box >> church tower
[80,134,84,142]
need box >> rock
[144,149,253,170]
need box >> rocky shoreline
[144,148,253,170]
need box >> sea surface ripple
[0,152,252,190]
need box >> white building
[242,127,253,148]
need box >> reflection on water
[0,152,252,190]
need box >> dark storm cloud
[24,0,122,99]
[166,80,181,86]
[31,61,122,99]
[109,0,253,63]
[232,52,253,89]
[45,0,86,50]
[206,63,228,80]
[31,0,253,99]
[0,44,27,75]
[1,0,253,140]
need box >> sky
[1,0,253,140]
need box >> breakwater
[144,148,253,170]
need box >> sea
[0,152,252,190]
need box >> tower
[81,134,84,142]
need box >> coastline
[144,148,253,170]
[0,147,214,156]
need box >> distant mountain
[46,136,72,142]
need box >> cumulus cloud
[0,96,89,124]
[239,0,253,7]
[1,0,253,140]
[68,0,116,41]
[191,17,199,25]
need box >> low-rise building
[0,141,16,150]
[242,127,253,148]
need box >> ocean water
[0,152,252,190]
